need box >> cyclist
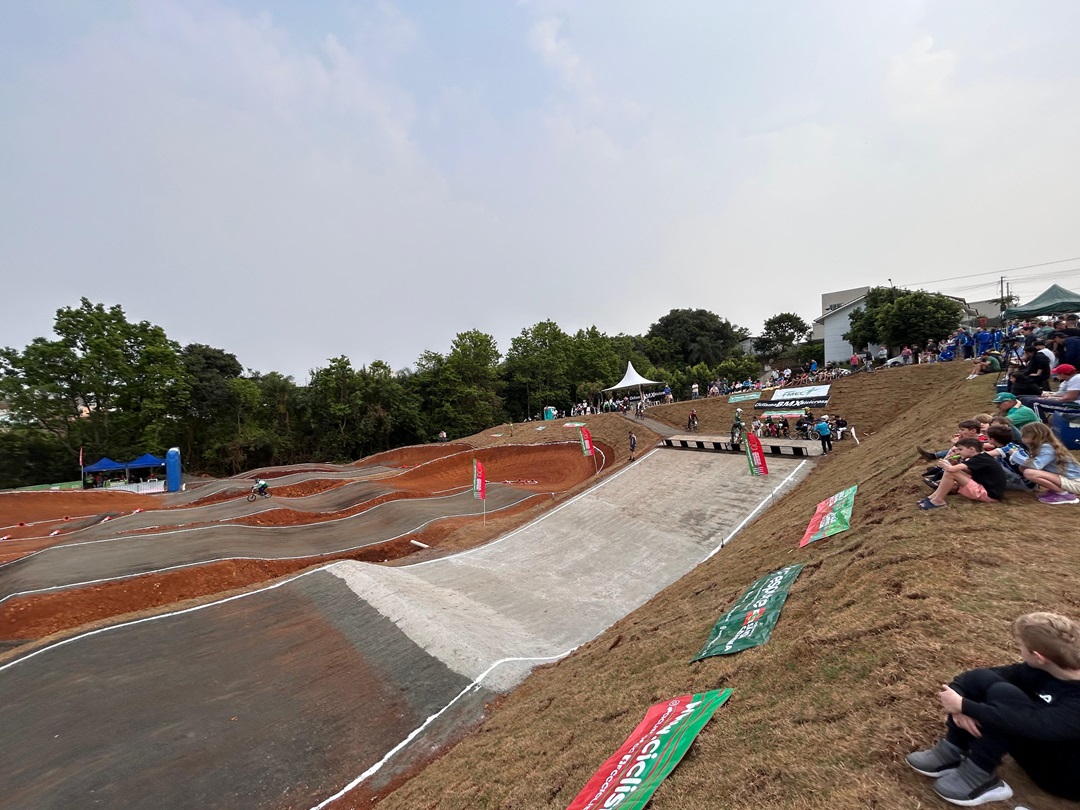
[730,408,745,444]
[253,478,269,496]
[687,409,699,431]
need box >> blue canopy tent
[82,457,127,473]
[128,453,165,469]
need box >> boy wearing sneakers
[906,612,1080,805]
[917,437,1006,511]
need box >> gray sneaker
[906,739,963,777]
[933,758,1012,806]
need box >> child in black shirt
[918,437,1006,511]
[906,612,1080,805]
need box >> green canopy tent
[1003,284,1080,319]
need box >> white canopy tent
[603,362,664,406]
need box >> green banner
[691,564,804,661]
[566,689,732,810]
[728,392,761,403]
[799,485,857,547]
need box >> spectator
[983,424,1036,492]
[968,351,1001,378]
[814,414,833,455]
[917,420,984,463]
[1010,346,1052,395]
[1014,422,1080,505]
[901,345,913,365]
[991,392,1039,430]
[1020,364,1080,422]
[917,437,1006,510]
[833,415,849,440]
[905,612,1080,805]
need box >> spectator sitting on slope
[967,351,1002,379]
[918,437,1006,511]
[1013,422,1080,505]
[1010,347,1052,395]
[1019,364,1080,422]
[992,392,1039,431]
[917,419,985,463]
[983,424,1036,493]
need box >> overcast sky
[3,1,1080,380]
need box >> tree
[425,331,503,438]
[504,321,573,418]
[753,313,812,359]
[843,287,905,350]
[876,291,966,351]
[0,298,186,460]
[645,309,748,367]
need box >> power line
[898,255,1080,288]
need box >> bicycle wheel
[247,492,257,502]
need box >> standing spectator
[877,346,888,365]
[850,351,861,369]
[901,345,913,365]
[814,415,833,455]
[691,382,699,399]
[628,431,637,461]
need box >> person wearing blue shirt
[814,414,833,455]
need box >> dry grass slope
[376,363,1080,810]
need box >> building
[813,295,885,366]
[813,286,870,340]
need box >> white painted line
[307,647,579,810]
[705,460,808,559]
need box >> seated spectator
[905,612,1080,805]
[1010,347,1052,395]
[1013,422,1080,505]
[983,424,1036,492]
[967,351,1002,378]
[917,420,984,462]
[833,415,849,440]
[992,392,1039,430]
[988,414,1022,444]
[973,413,994,434]
[1019,364,1080,422]
[917,437,1006,510]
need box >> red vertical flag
[79,446,84,468]
[580,427,594,456]
[472,459,486,500]
[745,433,769,476]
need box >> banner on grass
[580,427,595,457]
[772,385,831,400]
[744,433,769,476]
[566,689,733,810]
[728,392,761,403]
[691,564,804,661]
[799,485,857,547]
[760,411,804,420]
[472,459,486,500]
[755,397,829,410]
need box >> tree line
[0,301,764,486]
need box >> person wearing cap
[992,392,1039,430]
[1019,364,1080,422]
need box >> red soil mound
[355,443,472,468]
[392,441,609,493]
[0,490,149,528]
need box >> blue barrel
[165,447,182,492]
[1051,412,1080,450]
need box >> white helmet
[736,407,743,413]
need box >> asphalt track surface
[0,485,530,603]
[0,450,811,809]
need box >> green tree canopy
[645,309,748,367]
[753,313,812,358]
[845,287,964,352]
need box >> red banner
[472,459,486,500]
[580,427,595,456]
[745,433,769,476]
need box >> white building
[813,286,870,340]
[813,294,886,366]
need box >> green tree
[715,355,760,383]
[754,313,811,359]
[843,287,906,350]
[0,298,186,460]
[504,321,573,418]
[876,290,966,351]
[645,309,748,367]
[424,331,503,438]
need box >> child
[906,612,1080,804]
[982,424,1034,492]
[1014,422,1080,505]
[918,437,1006,510]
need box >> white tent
[603,361,661,391]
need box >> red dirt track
[0,441,610,644]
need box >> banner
[691,564,804,661]
[755,397,829,410]
[772,385,831,400]
[799,485,857,547]
[744,433,769,476]
[472,459,486,500]
[759,411,804,420]
[728,392,761,403]
[580,427,595,457]
[566,690,733,810]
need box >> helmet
[736,407,742,413]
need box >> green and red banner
[580,427,595,457]
[472,459,486,500]
[728,392,761,403]
[799,485,857,547]
[566,689,733,810]
[744,433,769,476]
[691,564,804,660]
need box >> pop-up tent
[1004,284,1080,318]
[82,457,127,473]
[128,453,165,469]
[603,361,663,404]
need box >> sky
[3,0,1080,381]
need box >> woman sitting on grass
[1014,422,1080,505]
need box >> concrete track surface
[0,450,810,809]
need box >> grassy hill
[374,363,1080,809]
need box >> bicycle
[247,484,272,502]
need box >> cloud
[528,17,590,88]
